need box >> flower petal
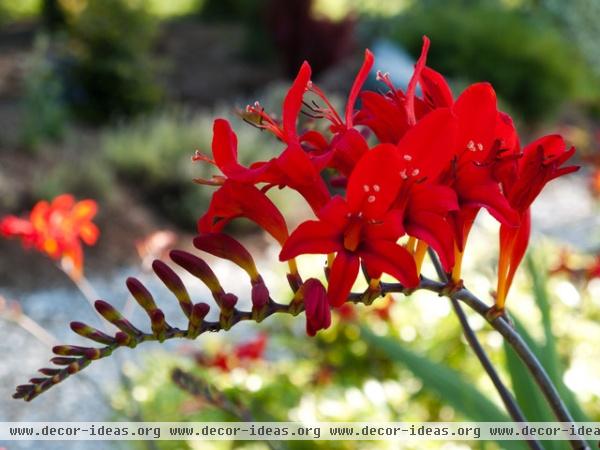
[360,240,419,287]
[279,220,342,261]
[283,61,311,142]
[347,144,403,219]
[198,180,289,245]
[397,107,458,181]
[346,49,374,127]
[327,250,360,306]
[405,211,455,271]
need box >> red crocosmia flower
[356,36,446,143]
[195,62,330,215]
[198,179,289,246]
[390,108,459,271]
[300,50,374,177]
[430,83,520,282]
[0,194,99,279]
[301,278,331,336]
[495,135,579,310]
[280,145,419,307]
[234,333,268,360]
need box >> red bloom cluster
[195,36,578,334]
[0,194,99,279]
[196,333,268,372]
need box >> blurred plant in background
[384,0,592,123]
[101,105,284,228]
[20,34,69,150]
[2,2,600,449]
[62,0,162,122]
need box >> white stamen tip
[373,184,380,192]
[367,195,376,203]
[412,169,420,177]
[477,143,484,151]
[400,169,408,180]
[363,184,370,192]
[403,154,412,161]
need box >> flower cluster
[0,194,99,279]
[195,36,578,331]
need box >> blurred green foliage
[20,34,69,150]
[65,0,161,123]
[387,1,592,122]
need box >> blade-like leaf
[526,252,589,423]
[362,327,527,450]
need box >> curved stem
[415,279,589,450]
[426,250,542,450]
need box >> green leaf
[525,252,589,423]
[361,327,526,450]
[502,251,591,449]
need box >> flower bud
[301,279,331,336]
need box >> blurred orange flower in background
[0,194,99,279]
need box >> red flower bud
[301,279,331,336]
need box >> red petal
[360,240,419,287]
[405,211,455,271]
[317,195,351,229]
[409,183,458,215]
[356,91,408,144]
[198,180,289,245]
[405,36,431,125]
[212,119,243,175]
[346,49,374,127]
[347,144,403,219]
[327,251,360,307]
[283,61,311,142]
[275,143,330,213]
[328,129,370,176]
[420,66,453,108]
[279,220,342,261]
[397,107,458,181]
[460,181,519,227]
[453,83,498,160]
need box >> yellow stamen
[451,243,464,284]
[414,240,429,274]
[406,236,416,254]
[327,253,335,269]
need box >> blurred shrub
[32,154,114,202]
[390,2,589,122]
[64,0,161,123]
[102,107,279,228]
[20,35,69,151]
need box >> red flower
[195,62,330,215]
[280,144,419,307]
[0,194,99,279]
[198,179,289,246]
[495,135,578,310]
[234,333,268,360]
